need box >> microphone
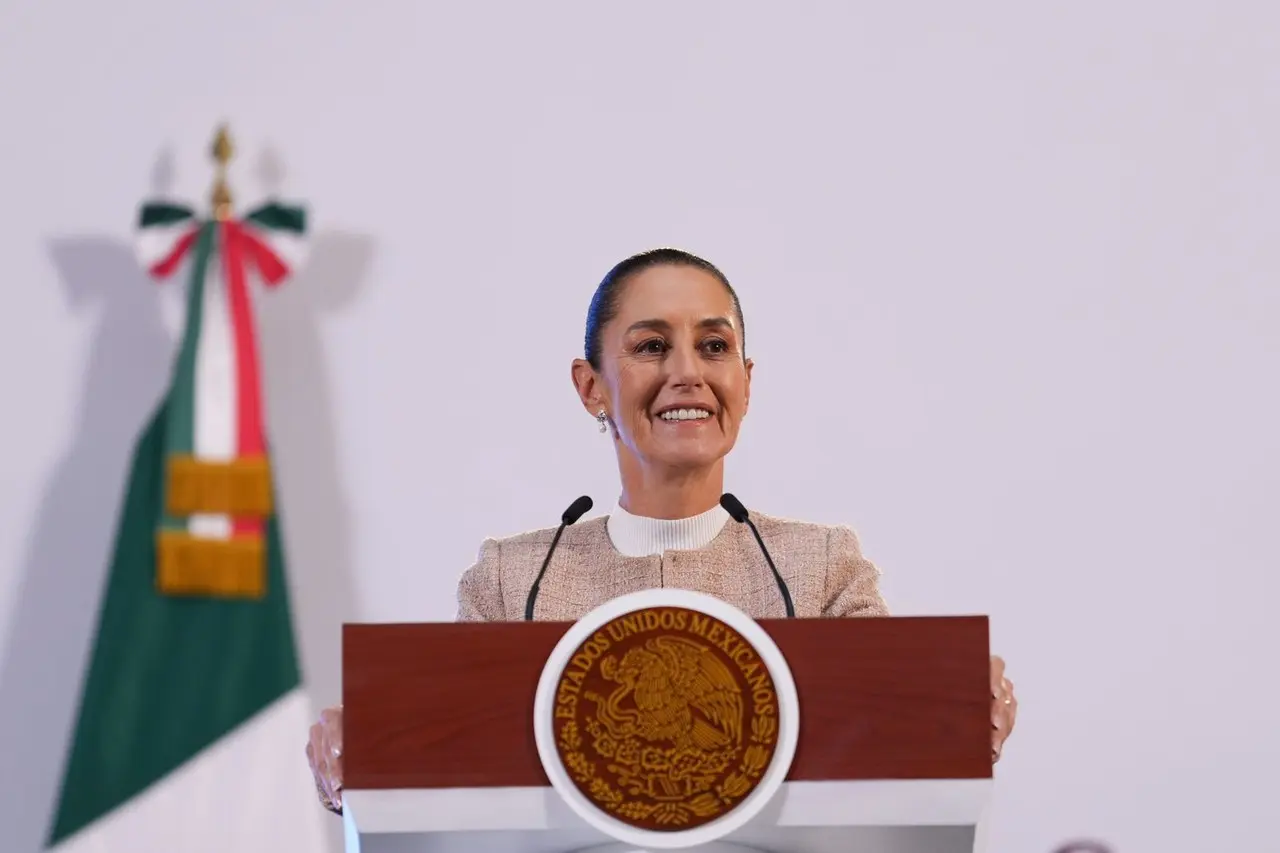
[720,493,796,618]
[524,495,594,620]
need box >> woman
[306,248,1019,813]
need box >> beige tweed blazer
[455,513,889,622]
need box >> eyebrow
[625,317,736,335]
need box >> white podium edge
[343,777,992,836]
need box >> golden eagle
[592,635,744,751]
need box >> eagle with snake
[588,634,744,752]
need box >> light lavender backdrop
[1,3,1276,852]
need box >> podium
[340,590,993,853]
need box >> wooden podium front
[340,613,993,853]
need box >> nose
[663,340,705,389]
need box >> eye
[701,338,730,355]
[634,338,668,355]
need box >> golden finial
[210,124,234,220]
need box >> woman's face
[573,264,753,474]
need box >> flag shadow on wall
[256,227,373,853]
[0,219,372,851]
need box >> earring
[596,409,608,433]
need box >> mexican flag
[47,200,307,845]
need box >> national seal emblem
[534,589,799,850]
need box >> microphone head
[562,495,594,525]
[719,493,749,523]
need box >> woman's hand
[306,705,344,813]
[990,655,1017,762]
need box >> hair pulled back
[583,248,745,370]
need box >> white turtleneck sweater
[605,500,732,557]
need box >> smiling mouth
[655,408,714,423]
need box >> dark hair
[583,248,746,370]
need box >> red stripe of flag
[221,221,266,539]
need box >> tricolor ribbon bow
[135,200,307,598]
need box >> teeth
[659,408,712,421]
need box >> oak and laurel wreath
[556,713,779,827]
[557,721,625,810]
[714,714,777,803]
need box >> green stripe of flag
[47,400,302,845]
[159,221,214,530]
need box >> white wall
[2,3,1277,852]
